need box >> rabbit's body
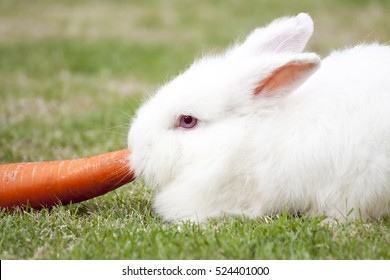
[239,44,390,220]
[128,14,390,222]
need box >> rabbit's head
[128,13,321,195]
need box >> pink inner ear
[254,62,317,95]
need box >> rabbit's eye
[179,115,198,129]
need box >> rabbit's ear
[242,13,314,54]
[254,53,320,96]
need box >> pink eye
[179,115,198,129]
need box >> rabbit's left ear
[241,13,314,54]
[254,53,320,96]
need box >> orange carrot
[0,149,135,209]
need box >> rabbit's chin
[131,166,179,200]
[143,176,163,192]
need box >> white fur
[128,13,390,222]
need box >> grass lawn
[0,0,389,259]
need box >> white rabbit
[128,13,390,222]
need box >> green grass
[1,0,390,259]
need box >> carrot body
[0,149,135,209]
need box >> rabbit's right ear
[240,13,314,54]
[254,53,320,97]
